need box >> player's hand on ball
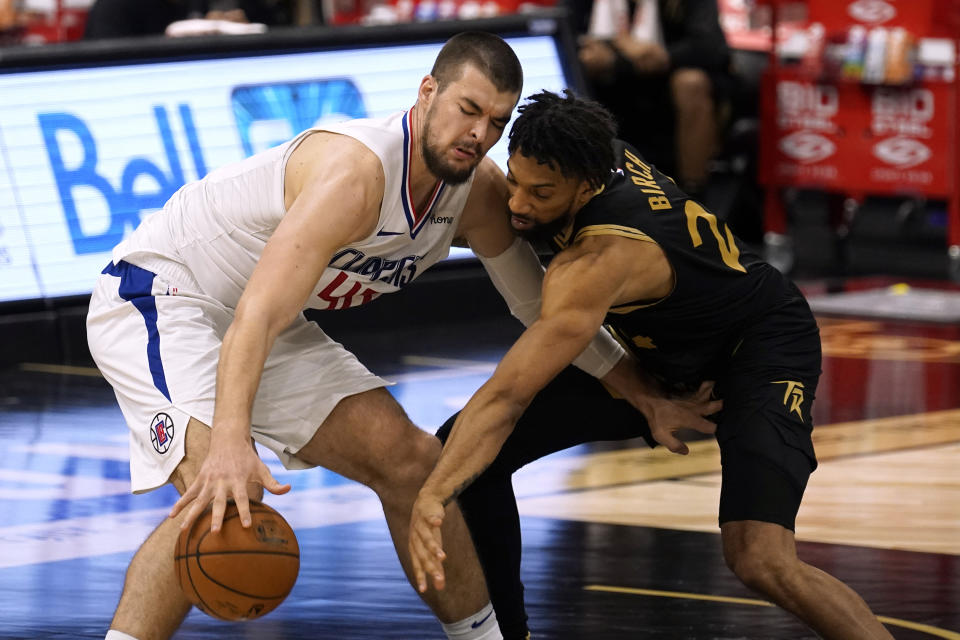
[409,492,447,593]
[648,381,722,455]
[170,429,290,533]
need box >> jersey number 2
[684,201,746,273]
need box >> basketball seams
[183,512,219,618]
[180,520,220,618]
[192,565,297,600]
[193,551,298,600]
[175,550,300,559]
[174,501,299,620]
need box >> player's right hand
[169,430,290,533]
[409,491,447,593]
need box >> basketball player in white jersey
[85,32,671,640]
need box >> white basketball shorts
[87,259,391,493]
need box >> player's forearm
[599,355,665,415]
[572,328,626,378]
[425,313,597,503]
[424,388,524,507]
[477,236,544,327]
[212,315,273,439]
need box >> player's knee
[367,423,440,496]
[392,430,440,486]
[724,543,791,594]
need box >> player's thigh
[168,417,212,495]
[249,318,398,480]
[293,387,438,490]
[715,299,822,530]
[716,372,819,531]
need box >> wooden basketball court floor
[1,285,959,639]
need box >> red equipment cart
[757,0,960,280]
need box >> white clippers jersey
[112,110,473,311]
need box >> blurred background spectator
[569,0,735,198]
[1,0,26,44]
[82,0,296,39]
[1,0,17,28]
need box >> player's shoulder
[285,131,385,206]
[464,156,508,204]
[472,155,507,186]
[290,130,383,176]
[456,156,510,241]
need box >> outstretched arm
[169,134,384,533]
[408,235,721,590]
[408,236,634,591]
[459,158,626,379]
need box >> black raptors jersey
[549,141,802,391]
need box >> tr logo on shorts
[772,380,805,422]
[150,413,176,454]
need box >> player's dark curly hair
[507,90,617,189]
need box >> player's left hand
[409,492,447,593]
[647,381,722,455]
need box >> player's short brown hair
[431,32,523,95]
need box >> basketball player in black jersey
[409,91,894,639]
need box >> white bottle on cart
[862,26,889,84]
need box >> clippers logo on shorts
[772,381,805,422]
[150,413,176,454]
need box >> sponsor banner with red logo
[852,84,953,195]
[761,71,954,198]
[808,0,931,33]
[760,75,853,190]
[807,0,958,39]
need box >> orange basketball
[174,500,300,621]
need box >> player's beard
[513,207,576,245]
[421,106,481,185]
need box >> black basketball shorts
[713,303,823,532]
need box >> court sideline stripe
[584,585,960,639]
